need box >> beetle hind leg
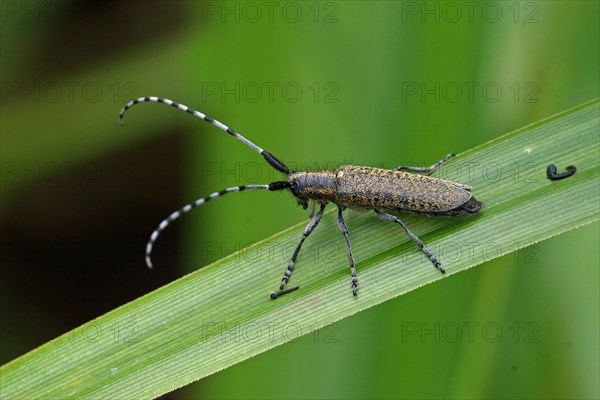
[393,153,454,175]
[375,210,445,274]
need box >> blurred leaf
[1,99,598,399]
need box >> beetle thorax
[288,170,337,204]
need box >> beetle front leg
[279,203,327,289]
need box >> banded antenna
[119,97,291,268]
[119,96,290,174]
[142,182,289,269]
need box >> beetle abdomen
[334,165,479,215]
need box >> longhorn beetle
[120,97,482,298]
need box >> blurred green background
[1,1,598,399]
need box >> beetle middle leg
[308,200,316,218]
[279,202,327,289]
[374,210,445,274]
[337,207,358,295]
[394,153,454,174]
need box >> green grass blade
[2,99,599,399]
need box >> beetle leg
[337,207,358,295]
[394,153,454,174]
[279,203,327,289]
[375,210,445,274]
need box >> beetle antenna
[144,181,290,269]
[120,96,290,174]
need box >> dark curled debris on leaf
[547,164,577,181]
